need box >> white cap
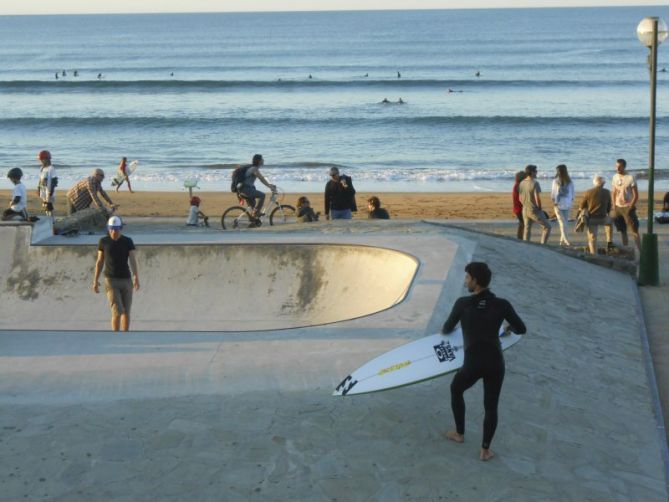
[107,215,122,228]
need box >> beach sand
[1,189,657,220]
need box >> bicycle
[221,188,296,230]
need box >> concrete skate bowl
[0,226,418,331]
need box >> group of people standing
[512,158,643,255]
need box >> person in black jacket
[441,262,526,461]
[324,166,357,220]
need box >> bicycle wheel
[221,206,254,230]
[269,205,297,226]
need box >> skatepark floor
[1,219,668,501]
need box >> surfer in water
[441,262,526,461]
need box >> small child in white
[186,196,209,227]
[3,168,28,221]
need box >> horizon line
[2,4,668,17]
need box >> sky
[1,0,668,16]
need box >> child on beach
[37,150,57,216]
[3,168,28,221]
[186,196,209,227]
[111,157,134,193]
[296,196,319,222]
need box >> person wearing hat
[66,168,117,215]
[37,150,58,216]
[324,166,357,220]
[2,168,28,221]
[186,196,209,227]
[93,215,139,332]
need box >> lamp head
[637,17,668,48]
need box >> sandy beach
[2,189,658,220]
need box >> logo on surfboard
[433,340,456,363]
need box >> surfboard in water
[333,328,522,396]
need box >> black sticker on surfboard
[335,375,358,395]
[433,341,456,363]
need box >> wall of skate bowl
[0,225,418,331]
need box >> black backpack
[230,165,251,193]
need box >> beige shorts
[104,277,133,317]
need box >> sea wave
[0,78,647,93]
[1,115,663,128]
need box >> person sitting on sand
[186,196,209,227]
[296,196,319,222]
[2,168,28,221]
[367,196,389,219]
[111,157,134,193]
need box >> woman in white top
[551,164,575,246]
[37,149,57,216]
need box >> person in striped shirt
[66,168,117,215]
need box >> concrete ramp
[1,225,418,331]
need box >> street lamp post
[637,16,668,286]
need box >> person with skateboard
[441,262,526,461]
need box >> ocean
[0,6,668,194]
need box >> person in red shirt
[512,171,527,240]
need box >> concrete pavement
[0,219,667,500]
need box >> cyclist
[238,154,276,220]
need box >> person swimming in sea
[398,98,405,104]
[381,98,390,104]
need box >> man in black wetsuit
[441,262,526,461]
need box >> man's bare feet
[442,430,464,443]
[480,448,495,461]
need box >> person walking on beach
[611,159,640,250]
[37,150,57,216]
[441,262,526,461]
[111,157,134,193]
[518,164,551,244]
[324,167,357,220]
[238,154,276,219]
[579,174,613,255]
[512,171,526,240]
[66,169,117,215]
[551,164,574,246]
[93,216,140,332]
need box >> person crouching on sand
[296,196,319,222]
[186,196,209,227]
[93,216,140,332]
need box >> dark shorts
[613,207,639,233]
[104,277,133,316]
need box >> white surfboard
[111,160,138,186]
[333,328,522,396]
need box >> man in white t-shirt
[2,168,28,221]
[611,158,640,250]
